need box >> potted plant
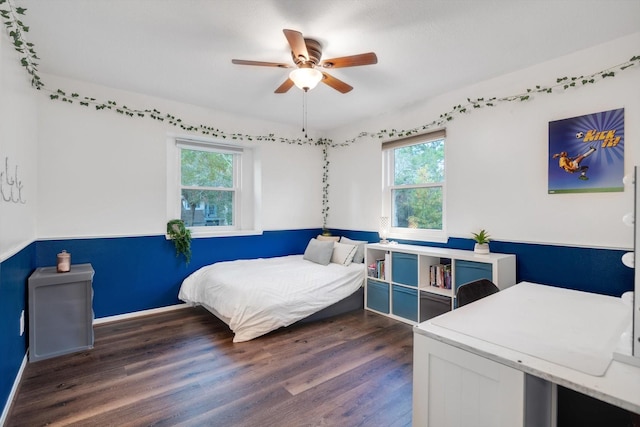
[167,219,192,264]
[472,229,491,254]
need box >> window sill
[165,229,263,239]
[388,230,448,244]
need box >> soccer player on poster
[552,144,597,180]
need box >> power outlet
[20,310,24,336]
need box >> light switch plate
[20,310,24,336]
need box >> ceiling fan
[232,29,378,94]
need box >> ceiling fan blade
[320,52,378,69]
[274,78,295,94]
[232,59,292,68]
[321,72,353,93]
[283,29,309,63]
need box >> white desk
[413,282,640,427]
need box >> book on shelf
[368,257,388,280]
[429,263,452,289]
[366,252,392,280]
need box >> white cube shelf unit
[365,243,516,324]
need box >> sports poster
[548,108,624,194]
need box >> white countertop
[415,282,640,414]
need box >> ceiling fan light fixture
[289,67,323,91]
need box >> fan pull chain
[302,90,308,139]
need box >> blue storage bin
[392,252,418,287]
[455,260,492,288]
[392,285,418,321]
[367,279,390,313]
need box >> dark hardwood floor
[6,307,414,427]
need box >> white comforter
[178,255,365,342]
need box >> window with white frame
[382,129,446,242]
[168,137,261,237]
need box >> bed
[178,237,367,342]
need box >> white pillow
[331,242,357,266]
[340,237,366,263]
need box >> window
[167,137,261,237]
[382,130,446,242]
[180,145,236,228]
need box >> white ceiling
[14,0,640,132]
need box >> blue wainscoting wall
[35,229,321,318]
[0,243,35,421]
[0,228,634,419]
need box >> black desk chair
[456,279,499,307]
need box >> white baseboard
[1,354,28,427]
[93,303,190,325]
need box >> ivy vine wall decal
[1,0,638,225]
[0,157,26,204]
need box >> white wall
[12,33,640,248]
[36,75,324,239]
[0,27,39,260]
[326,33,640,249]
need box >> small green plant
[167,219,192,264]
[471,229,491,244]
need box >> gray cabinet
[28,263,95,362]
